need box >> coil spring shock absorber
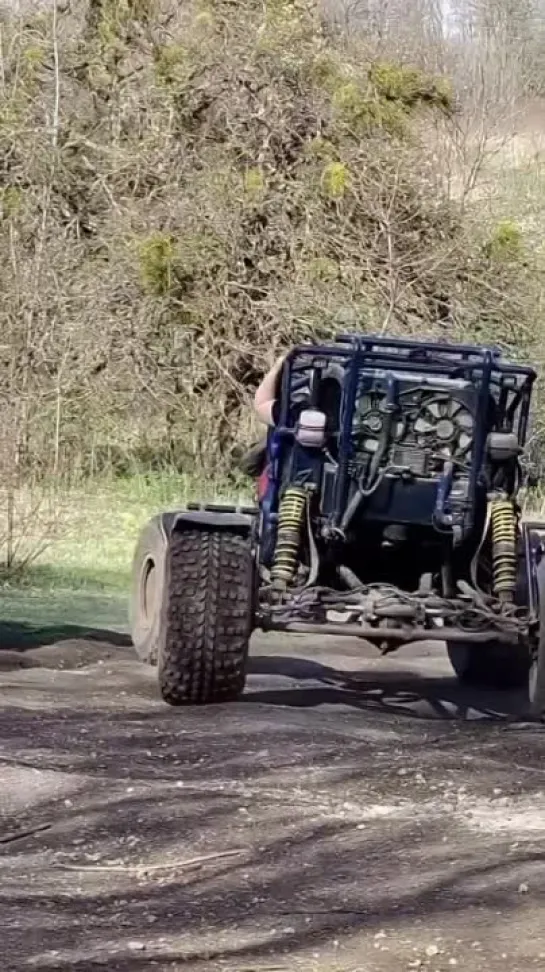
[490,497,517,602]
[270,486,307,586]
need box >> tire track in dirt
[0,631,544,971]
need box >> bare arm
[254,354,286,426]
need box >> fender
[170,504,257,537]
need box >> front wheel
[158,526,254,705]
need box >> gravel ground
[0,628,544,972]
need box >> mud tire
[446,639,530,690]
[529,565,545,719]
[447,539,533,691]
[158,527,254,706]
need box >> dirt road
[0,623,544,972]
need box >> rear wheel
[528,564,545,719]
[447,536,532,691]
[130,516,168,665]
[446,639,530,690]
[158,527,254,706]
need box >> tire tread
[158,528,252,705]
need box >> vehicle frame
[130,333,545,717]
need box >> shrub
[0,0,540,478]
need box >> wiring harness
[260,577,531,638]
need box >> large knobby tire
[158,527,254,706]
[129,516,168,665]
[528,562,545,719]
[447,542,532,691]
[446,639,531,690]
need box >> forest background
[1,0,545,599]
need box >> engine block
[352,375,478,479]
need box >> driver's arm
[254,354,286,426]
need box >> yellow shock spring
[271,486,307,586]
[490,497,517,602]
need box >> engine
[351,378,477,480]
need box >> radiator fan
[413,395,474,459]
[353,392,405,454]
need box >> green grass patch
[0,472,250,598]
[0,588,129,641]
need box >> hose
[303,497,320,589]
[470,501,492,594]
[490,496,517,602]
[270,486,307,586]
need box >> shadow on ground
[0,620,132,672]
[0,619,534,722]
[0,619,131,651]
[246,654,532,722]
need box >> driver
[237,354,286,479]
[253,353,287,426]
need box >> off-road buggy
[130,333,545,717]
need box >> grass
[0,472,250,599]
[0,588,130,639]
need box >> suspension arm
[260,620,520,643]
